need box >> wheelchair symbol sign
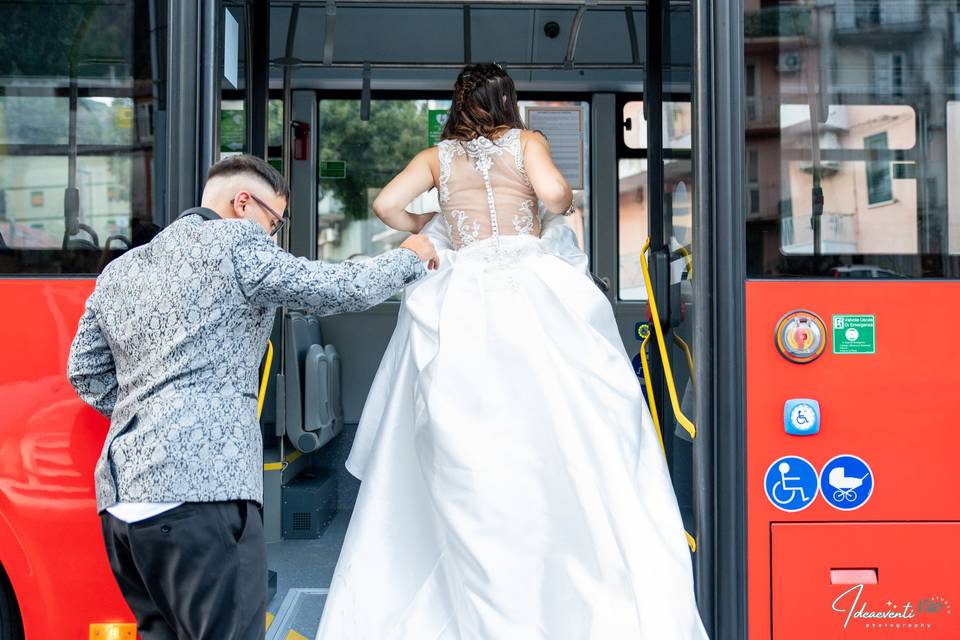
[820,454,874,510]
[764,456,819,512]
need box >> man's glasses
[247,193,288,237]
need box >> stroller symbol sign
[820,455,874,510]
[764,456,819,512]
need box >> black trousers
[100,500,267,640]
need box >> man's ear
[231,191,249,219]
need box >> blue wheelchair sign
[764,456,819,512]
[820,454,874,511]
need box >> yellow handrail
[672,331,696,397]
[684,528,697,553]
[676,244,693,280]
[639,239,696,440]
[257,339,274,421]
[636,325,666,457]
[637,323,698,554]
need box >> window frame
[864,131,893,206]
[744,90,959,278]
[312,89,594,268]
[616,92,693,302]
[746,147,760,215]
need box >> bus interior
[227,2,699,637]
[0,1,706,638]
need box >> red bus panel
[747,281,960,639]
[0,279,134,638]
[772,522,960,637]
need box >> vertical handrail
[640,239,697,439]
[636,325,667,456]
[258,340,274,421]
[638,323,698,553]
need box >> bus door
[228,1,717,637]
[741,1,960,638]
[608,0,712,625]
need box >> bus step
[266,588,329,640]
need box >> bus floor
[265,509,349,639]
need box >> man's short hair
[206,155,290,201]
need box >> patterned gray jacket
[67,209,425,512]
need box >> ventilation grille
[293,512,313,531]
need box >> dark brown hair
[442,63,525,142]
[206,154,290,201]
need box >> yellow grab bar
[637,323,697,553]
[672,331,696,397]
[263,449,301,472]
[257,339,274,421]
[636,325,666,457]
[639,239,696,440]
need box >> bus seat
[305,316,343,431]
[282,311,342,453]
[326,344,343,431]
[305,315,342,435]
[304,343,343,447]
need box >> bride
[315,63,709,639]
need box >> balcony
[834,1,926,42]
[745,7,812,41]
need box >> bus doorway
[224,1,712,638]
[0,1,728,638]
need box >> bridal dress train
[315,129,709,640]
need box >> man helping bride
[315,62,709,640]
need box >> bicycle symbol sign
[764,455,819,512]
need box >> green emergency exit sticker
[428,109,448,147]
[832,315,876,355]
[320,160,347,179]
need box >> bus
[0,0,957,638]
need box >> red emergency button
[775,310,827,364]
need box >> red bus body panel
[0,279,134,638]
[747,281,960,638]
[8,277,960,638]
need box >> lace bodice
[437,128,541,250]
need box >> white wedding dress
[315,129,709,639]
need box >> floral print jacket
[67,209,425,512]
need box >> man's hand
[400,234,440,270]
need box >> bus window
[220,98,285,171]
[619,158,649,300]
[315,98,590,263]
[316,99,445,262]
[0,1,166,275]
[618,99,692,300]
[623,100,692,150]
[745,0,960,277]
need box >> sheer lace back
[437,128,540,250]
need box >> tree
[0,2,132,79]
[317,100,430,221]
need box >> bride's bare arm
[372,148,439,233]
[521,130,573,214]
